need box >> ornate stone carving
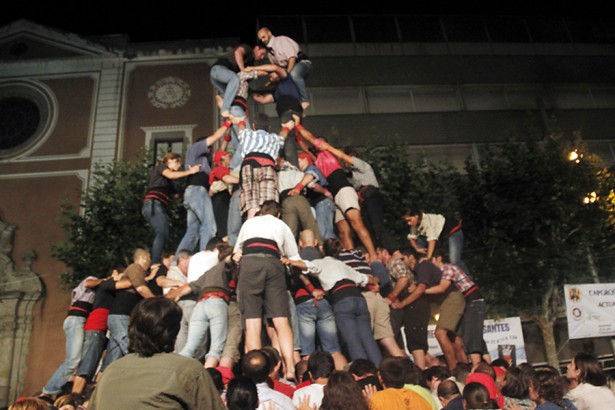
[0,219,42,407]
[147,76,191,109]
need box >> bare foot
[300,101,310,110]
[215,95,223,110]
[221,110,231,118]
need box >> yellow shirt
[370,388,433,410]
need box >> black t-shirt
[414,260,450,303]
[212,44,254,72]
[109,264,147,316]
[148,265,168,296]
[109,289,141,316]
[144,164,176,205]
[92,278,117,310]
[326,169,352,197]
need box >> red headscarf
[466,372,505,408]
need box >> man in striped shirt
[230,113,295,219]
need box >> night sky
[1,1,607,43]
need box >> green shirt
[90,353,225,410]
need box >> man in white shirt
[292,351,334,409]
[242,349,296,410]
[234,200,300,380]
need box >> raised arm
[279,119,295,140]
[205,123,232,147]
[294,123,318,146]
[161,165,201,180]
[320,143,354,165]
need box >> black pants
[212,190,231,238]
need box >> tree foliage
[456,135,615,365]
[459,137,615,315]
[53,150,185,288]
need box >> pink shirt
[312,139,342,178]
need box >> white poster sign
[564,283,615,339]
[426,316,527,365]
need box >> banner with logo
[425,316,527,365]
[564,283,615,339]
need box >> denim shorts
[76,330,108,380]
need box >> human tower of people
[23,27,615,410]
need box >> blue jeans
[179,298,228,361]
[333,296,382,365]
[175,186,216,255]
[43,316,86,394]
[289,295,301,351]
[289,60,312,103]
[296,298,340,356]
[446,230,473,279]
[101,314,130,371]
[142,199,169,264]
[76,330,108,380]
[313,198,336,240]
[227,189,242,246]
[210,65,239,112]
[175,299,196,352]
[229,106,252,170]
